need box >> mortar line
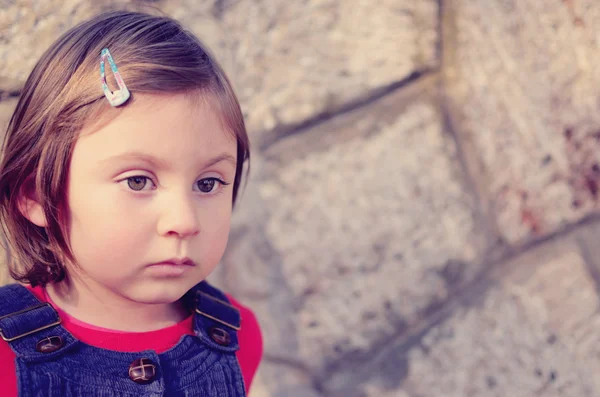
[259,67,439,152]
[319,213,600,391]
[575,233,600,300]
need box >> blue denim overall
[0,281,246,396]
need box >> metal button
[35,336,63,353]
[209,326,231,346]
[128,358,156,384]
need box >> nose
[157,192,200,238]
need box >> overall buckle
[195,291,241,331]
[0,303,61,342]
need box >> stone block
[444,0,600,245]
[2,0,439,144]
[1,1,95,83]
[0,1,221,86]
[0,99,18,286]
[341,237,600,397]
[161,0,440,141]
[222,76,490,395]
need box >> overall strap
[0,284,77,360]
[190,281,241,353]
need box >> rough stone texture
[163,0,440,142]
[1,1,96,83]
[0,99,17,285]
[222,76,491,395]
[0,0,439,144]
[576,221,600,287]
[245,374,270,397]
[444,0,600,245]
[0,1,216,84]
[340,237,600,397]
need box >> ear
[18,175,48,228]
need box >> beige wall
[2,1,600,396]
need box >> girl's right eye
[123,176,155,192]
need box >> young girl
[0,10,262,397]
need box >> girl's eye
[195,178,227,193]
[125,176,154,191]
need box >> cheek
[67,186,153,257]
[200,203,232,253]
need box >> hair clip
[100,48,130,107]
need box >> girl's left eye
[125,176,155,191]
[195,178,228,194]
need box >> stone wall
[1,1,600,396]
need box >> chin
[127,284,192,305]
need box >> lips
[148,257,196,267]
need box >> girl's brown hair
[0,10,250,286]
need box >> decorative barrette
[100,48,130,107]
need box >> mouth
[146,257,196,277]
[148,257,196,267]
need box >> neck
[45,279,189,332]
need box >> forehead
[75,92,237,164]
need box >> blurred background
[2,0,600,396]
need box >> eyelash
[119,176,230,194]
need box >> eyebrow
[100,151,237,170]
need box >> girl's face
[65,93,236,305]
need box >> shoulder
[0,283,45,301]
[0,338,17,397]
[0,333,16,377]
[196,282,261,345]
[226,293,263,356]
[227,294,262,343]
[225,293,264,389]
[0,284,26,397]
